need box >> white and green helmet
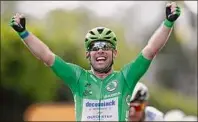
[85,27,117,51]
[130,82,149,102]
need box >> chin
[95,68,106,72]
[129,116,139,121]
[95,65,107,70]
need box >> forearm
[22,32,55,66]
[148,22,172,49]
[142,2,181,60]
[142,21,173,59]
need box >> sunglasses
[88,41,114,51]
[130,103,145,112]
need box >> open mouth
[96,56,107,62]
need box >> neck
[91,67,113,79]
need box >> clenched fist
[163,2,181,28]
[9,13,26,33]
[9,13,29,39]
[165,2,181,22]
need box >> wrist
[163,19,174,28]
[18,30,29,39]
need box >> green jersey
[50,52,152,121]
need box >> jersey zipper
[98,73,114,121]
[99,80,103,121]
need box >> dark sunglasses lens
[89,42,113,51]
[92,46,100,51]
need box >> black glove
[165,2,181,22]
[10,15,26,33]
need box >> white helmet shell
[130,82,149,102]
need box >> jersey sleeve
[121,52,152,90]
[50,55,83,92]
[145,106,164,121]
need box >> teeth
[96,57,106,61]
[97,57,105,60]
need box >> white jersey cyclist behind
[129,82,164,121]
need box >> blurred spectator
[129,82,164,121]
[164,109,185,121]
[182,115,198,121]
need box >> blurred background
[1,1,197,121]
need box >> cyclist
[9,2,181,121]
[129,82,164,121]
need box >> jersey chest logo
[83,83,93,96]
[106,80,118,92]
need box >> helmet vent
[85,38,88,42]
[104,37,111,39]
[90,31,95,35]
[97,28,104,34]
[90,37,98,39]
[113,37,117,41]
[106,30,112,35]
[134,90,146,101]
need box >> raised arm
[9,13,84,91]
[122,2,181,90]
[9,13,55,66]
[142,2,181,60]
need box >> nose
[97,48,104,53]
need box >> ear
[86,51,90,59]
[113,50,117,59]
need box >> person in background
[129,82,164,121]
